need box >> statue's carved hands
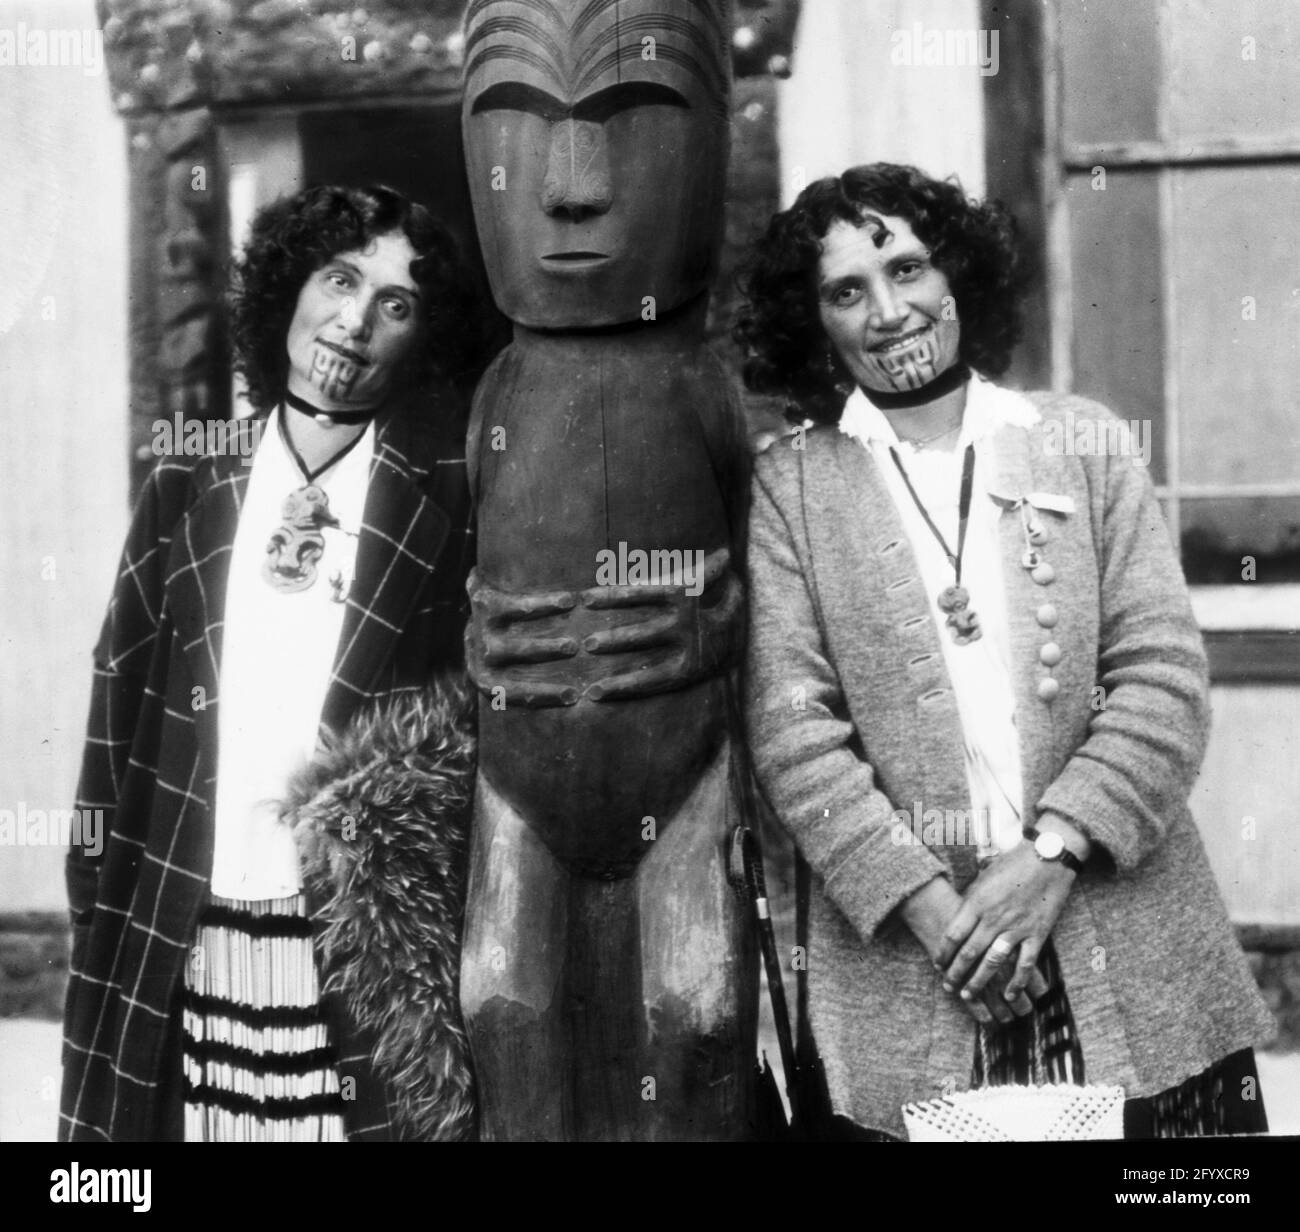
[477,584,581,665]
[468,581,582,706]
[465,548,743,707]
[577,550,742,700]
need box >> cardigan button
[1031,562,1056,585]
[1036,602,1059,628]
[1039,641,1062,667]
[1027,522,1048,546]
[1037,676,1060,702]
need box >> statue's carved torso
[469,327,744,873]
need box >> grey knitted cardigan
[744,388,1275,1138]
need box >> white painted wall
[777,0,987,206]
[0,0,129,912]
[1192,686,1300,927]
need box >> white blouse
[209,408,374,900]
[839,375,1041,857]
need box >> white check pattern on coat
[61,400,474,1141]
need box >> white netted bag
[903,1014,1126,1142]
[902,1082,1126,1142]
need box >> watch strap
[1026,825,1085,875]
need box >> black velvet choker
[284,388,381,425]
[860,362,971,410]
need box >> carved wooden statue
[459,0,757,1139]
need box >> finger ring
[988,937,1015,962]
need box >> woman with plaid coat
[60,186,483,1142]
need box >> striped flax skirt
[182,894,346,1142]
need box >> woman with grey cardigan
[736,163,1274,1141]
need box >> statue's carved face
[462,0,731,328]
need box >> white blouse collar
[838,371,1040,452]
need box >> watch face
[1035,831,1066,860]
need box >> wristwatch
[1025,826,1085,874]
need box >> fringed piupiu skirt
[182,894,346,1142]
[974,939,1269,1138]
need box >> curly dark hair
[229,184,485,414]
[734,163,1024,424]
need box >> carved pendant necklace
[889,442,982,645]
[262,415,364,595]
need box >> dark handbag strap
[727,823,801,1126]
[722,672,802,1126]
[723,668,838,1134]
[791,849,836,1134]
[794,848,812,1054]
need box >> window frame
[1035,1,1300,669]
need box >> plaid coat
[59,393,474,1142]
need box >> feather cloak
[282,673,477,1141]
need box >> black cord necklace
[889,442,982,645]
[284,387,381,426]
[866,362,970,410]
[262,414,367,595]
[278,412,368,483]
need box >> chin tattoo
[867,332,942,392]
[309,345,363,400]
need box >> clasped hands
[900,839,1078,1026]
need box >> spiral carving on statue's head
[463,0,732,113]
[540,120,614,216]
[462,0,733,328]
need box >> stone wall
[100,0,469,113]
[0,917,71,1021]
